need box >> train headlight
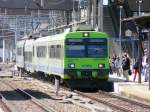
[69,64,75,68]
[83,32,89,37]
[98,64,105,68]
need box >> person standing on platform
[115,56,121,77]
[110,55,116,74]
[122,53,130,81]
[133,60,139,81]
[142,49,149,82]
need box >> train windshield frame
[66,38,107,58]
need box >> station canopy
[122,14,150,29]
[0,0,73,15]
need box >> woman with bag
[122,53,130,82]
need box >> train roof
[25,39,34,46]
[17,30,109,45]
[34,33,67,43]
[66,31,109,38]
[34,31,109,42]
[17,39,25,47]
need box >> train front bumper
[64,69,109,79]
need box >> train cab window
[87,38,107,57]
[87,45,107,57]
[66,38,107,58]
[66,45,85,57]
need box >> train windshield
[66,45,85,57]
[87,45,107,57]
[66,38,107,58]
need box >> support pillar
[98,0,103,31]
[87,0,91,24]
[3,39,5,63]
[148,31,150,90]
[138,28,142,83]
[92,0,97,28]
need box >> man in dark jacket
[122,53,130,81]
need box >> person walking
[111,54,117,74]
[122,53,130,81]
[133,60,139,81]
[110,57,116,74]
[142,49,149,82]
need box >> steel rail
[75,90,145,112]
[2,80,57,112]
[0,93,19,112]
[99,90,150,109]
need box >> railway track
[0,80,56,112]
[75,90,150,112]
[3,75,150,112]
[1,78,90,112]
[25,76,150,112]
[0,94,12,112]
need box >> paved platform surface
[0,63,14,78]
[109,73,150,103]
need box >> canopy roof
[122,14,150,29]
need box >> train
[16,26,110,89]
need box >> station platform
[0,63,14,78]
[109,73,150,103]
[0,71,12,78]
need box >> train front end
[64,31,110,89]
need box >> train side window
[28,52,32,61]
[36,46,47,58]
[17,47,22,56]
[60,45,63,59]
[33,46,34,57]
[56,45,58,59]
[25,52,27,61]
[48,46,50,58]
[36,47,39,57]
[25,51,32,62]
[54,45,56,58]
[49,45,62,59]
[56,45,61,59]
[50,45,54,58]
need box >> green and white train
[16,28,110,88]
